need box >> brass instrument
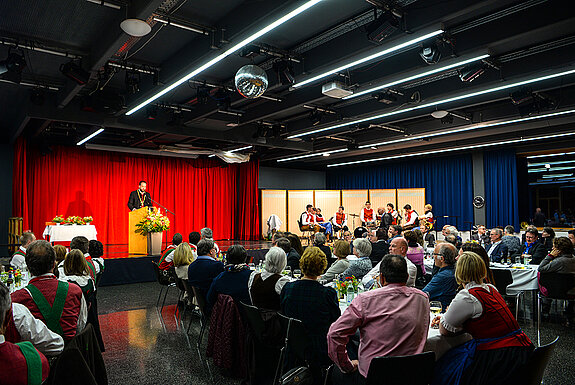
[419,216,434,231]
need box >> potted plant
[83,216,93,225]
[135,210,170,256]
[52,215,64,225]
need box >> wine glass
[283,266,291,276]
[430,301,442,317]
[293,269,302,279]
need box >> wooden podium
[128,207,153,255]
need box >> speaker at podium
[129,206,157,255]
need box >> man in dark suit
[127,180,152,211]
[515,228,548,265]
[187,239,224,300]
[368,228,389,266]
[470,225,491,248]
[485,228,509,263]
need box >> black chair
[515,336,559,384]
[151,261,175,313]
[491,268,524,321]
[191,286,209,349]
[365,351,435,385]
[297,219,314,245]
[538,273,575,345]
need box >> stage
[99,240,272,286]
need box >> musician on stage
[314,208,333,241]
[359,201,376,228]
[418,204,434,230]
[301,204,320,232]
[128,180,152,211]
[331,206,349,234]
[402,204,420,230]
[386,203,399,225]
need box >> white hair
[353,238,372,258]
[200,227,213,239]
[447,226,459,237]
[264,247,287,274]
[314,232,327,245]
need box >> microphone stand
[151,199,175,216]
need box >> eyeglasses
[432,253,444,257]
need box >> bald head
[389,237,408,257]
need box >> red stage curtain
[12,141,260,250]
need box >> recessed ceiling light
[120,19,152,37]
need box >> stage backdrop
[12,138,260,249]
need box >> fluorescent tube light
[528,166,575,173]
[229,145,253,152]
[291,29,444,89]
[77,128,104,146]
[526,150,575,159]
[126,0,324,115]
[359,108,575,149]
[289,67,575,139]
[344,53,489,100]
[541,173,573,178]
[276,148,347,162]
[327,131,575,168]
[528,159,575,167]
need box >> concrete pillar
[472,151,486,226]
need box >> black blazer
[486,242,509,263]
[517,241,548,265]
[127,190,152,210]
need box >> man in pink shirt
[327,254,430,384]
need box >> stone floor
[98,282,575,385]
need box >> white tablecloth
[490,263,539,295]
[43,224,98,242]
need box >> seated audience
[516,227,547,265]
[286,232,305,257]
[387,225,402,243]
[58,249,95,300]
[187,239,224,300]
[206,245,252,309]
[423,243,457,309]
[341,238,373,280]
[248,247,290,310]
[413,228,424,247]
[188,231,201,259]
[568,229,575,247]
[471,225,490,247]
[276,237,300,271]
[541,226,556,252]
[280,247,340,379]
[53,244,67,278]
[0,282,51,385]
[10,232,35,270]
[327,254,429,384]
[321,240,351,282]
[12,241,87,341]
[201,227,220,253]
[460,242,495,284]
[538,237,575,325]
[87,240,105,285]
[368,228,389,266]
[173,243,195,280]
[343,230,354,253]
[485,228,509,263]
[432,252,533,385]
[501,225,521,257]
[158,233,183,271]
[421,225,435,248]
[363,237,417,288]
[314,232,334,265]
[404,230,425,281]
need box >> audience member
[423,243,457,309]
[87,239,105,285]
[363,237,417,288]
[276,237,300,271]
[187,239,224,300]
[541,227,556,252]
[387,225,402,243]
[280,247,339,381]
[341,238,373,280]
[568,229,575,247]
[158,233,183,271]
[421,225,435,248]
[0,282,51,385]
[501,226,521,257]
[248,247,290,310]
[314,232,334,265]
[173,243,195,280]
[485,228,509,263]
[404,230,425,285]
[432,252,533,385]
[188,231,201,258]
[59,249,95,299]
[53,244,67,278]
[321,240,351,282]
[286,233,305,257]
[12,241,87,341]
[327,255,429,384]
[368,228,389,266]
[413,228,424,248]
[201,227,219,253]
[207,245,252,310]
[471,225,490,248]
[10,232,35,270]
[516,227,547,265]
[460,242,494,284]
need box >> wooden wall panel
[397,188,426,219]
[342,190,368,230]
[287,190,314,235]
[261,190,287,237]
[369,189,397,213]
[314,190,341,223]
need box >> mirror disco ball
[235,65,268,99]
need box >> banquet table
[490,263,539,295]
[43,224,98,242]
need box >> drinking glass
[523,254,531,265]
[293,269,302,279]
[283,266,291,276]
[430,301,442,317]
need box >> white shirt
[247,270,291,303]
[301,211,315,226]
[360,208,375,223]
[84,253,105,274]
[332,213,348,227]
[440,282,495,333]
[10,246,27,270]
[361,255,417,288]
[404,210,419,226]
[487,240,501,258]
[11,303,64,355]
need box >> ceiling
[2,0,575,171]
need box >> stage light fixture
[0,50,26,84]
[373,91,397,104]
[366,10,401,44]
[459,62,485,82]
[291,28,444,89]
[77,127,104,146]
[288,67,575,139]
[419,42,441,64]
[60,61,90,85]
[125,0,324,116]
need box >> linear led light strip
[527,150,575,159]
[327,131,575,168]
[125,0,324,115]
[541,173,573,178]
[277,148,348,162]
[528,159,575,167]
[228,145,252,152]
[359,108,575,149]
[344,53,489,100]
[528,165,575,173]
[288,67,575,139]
[291,29,444,89]
[77,128,104,146]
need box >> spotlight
[308,110,323,126]
[366,10,401,44]
[120,18,151,37]
[419,42,441,64]
[372,91,397,104]
[273,61,295,85]
[60,61,90,85]
[458,62,485,82]
[0,50,26,84]
[510,88,536,116]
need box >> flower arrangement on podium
[135,209,170,236]
[52,215,64,224]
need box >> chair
[151,261,176,313]
[515,336,559,385]
[365,351,435,385]
[191,286,209,348]
[538,273,575,345]
[297,219,314,245]
[491,269,524,321]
